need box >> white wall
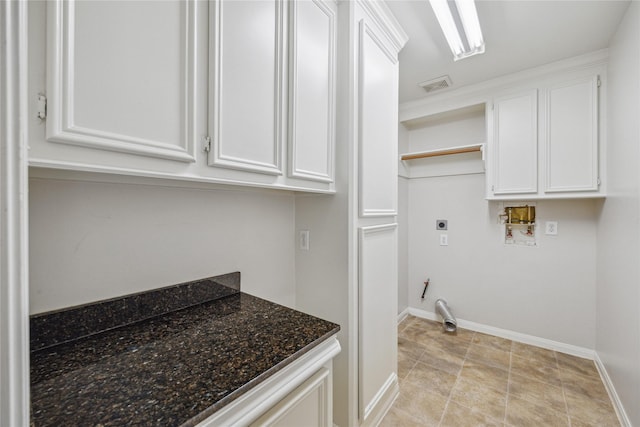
[596,2,640,425]
[29,178,296,314]
[397,177,409,314]
[407,174,598,348]
[397,124,409,314]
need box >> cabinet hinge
[203,136,211,153]
[37,94,47,119]
[597,177,601,186]
[597,77,601,88]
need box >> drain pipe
[435,299,457,332]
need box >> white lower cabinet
[197,337,339,427]
[250,368,331,427]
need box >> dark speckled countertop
[30,273,340,426]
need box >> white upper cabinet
[398,54,606,202]
[45,0,197,163]
[491,90,538,195]
[486,73,603,200]
[30,0,337,193]
[544,76,599,193]
[288,0,337,183]
[209,0,285,176]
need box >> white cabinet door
[359,224,398,424]
[46,0,197,162]
[209,0,285,175]
[250,368,332,427]
[544,76,599,193]
[491,90,538,195]
[358,20,399,217]
[288,0,336,183]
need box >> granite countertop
[30,273,340,426]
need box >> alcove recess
[399,103,486,179]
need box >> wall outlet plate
[436,219,448,230]
[299,230,310,250]
[440,234,448,246]
[545,221,558,235]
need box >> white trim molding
[399,49,608,123]
[407,307,595,359]
[361,373,399,427]
[594,353,632,427]
[356,0,408,54]
[401,309,629,426]
[0,0,31,424]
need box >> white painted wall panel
[597,2,640,425]
[407,174,597,348]
[29,179,296,313]
[358,21,398,216]
[359,224,397,420]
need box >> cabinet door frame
[287,0,336,183]
[543,75,599,193]
[208,0,286,176]
[358,19,399,217]
[358,223,399,423]
[491,89,539,195]
[249,367,331,427]
[46,0,198,162]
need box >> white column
[0,0,30,425]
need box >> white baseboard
[397,307,410,324]
[400,308,630,426]
[594,352,631,427]
[405,307,595,360]
[362,373,399,427]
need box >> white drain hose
[435,299,457,332]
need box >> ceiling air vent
[418,75,452,93]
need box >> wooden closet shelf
[400,144,484,161]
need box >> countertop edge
[185,333,341,427]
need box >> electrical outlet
[299,230,310,250]
[545,221,558,235]
[440,234,448,246]
[436,219,448,230]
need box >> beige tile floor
[381,315,621,427]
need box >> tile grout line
[436,330,476,427]
[391,317,619,427]
[556,354,574,427]
[503,341,513,426]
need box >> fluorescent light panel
[430,0,485,61]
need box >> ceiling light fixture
[429,0,485,61]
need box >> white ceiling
[387,0,631,104]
